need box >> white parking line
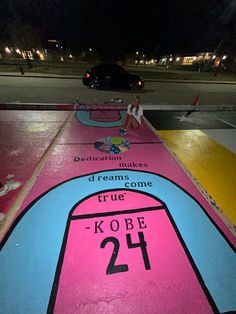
[205,112,236,128]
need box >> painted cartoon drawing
[95,137,130,154]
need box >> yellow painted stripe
[157,130,236,226]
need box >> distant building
[0,39,72,62]
[0,45,46,60]
[159,52,213,66]
[123,51,235,72]
[159,52,235,72]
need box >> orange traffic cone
[186,93,200,117]
[192,93,200,106]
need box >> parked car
[82,63,144,90]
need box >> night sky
[0,0,235,57]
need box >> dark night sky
[0,0,235,56]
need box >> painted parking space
[0,111,69,218]
[157,130,236,227]
[0,106,236,314]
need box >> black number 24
[100,232,151,275]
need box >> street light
[136,51,139,55]
[5,47,11,53]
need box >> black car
[82,64,144,90]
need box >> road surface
[0,75,235,106]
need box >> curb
[0,73,82,80]
[1,102,235,111]
[0,73,236,85]
[145,79,236,85]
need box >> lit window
[183,57,196,65]
[27,51,34,60]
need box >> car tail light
[85,73,90,78]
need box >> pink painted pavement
[1,107,235,314]
[54,191,212,314]
[18,114,236,245]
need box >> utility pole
[213,40,224,77]
[214,39,224,54]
